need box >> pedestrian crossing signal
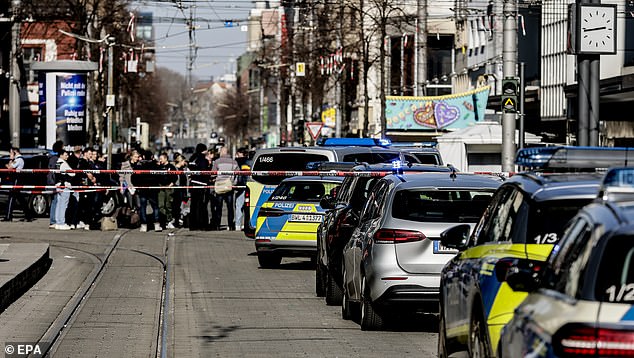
[502,77,519,113]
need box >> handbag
[214,177,233,194]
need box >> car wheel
[29,194,49,217]
[257,253,281,269]
[469,309,491,358]
[360,276,383,331]
[316,262,326,297]
[325,271,343,306]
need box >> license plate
[434,240,458,254]
[289,214,322,223]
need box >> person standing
[120,150,140,215]
[157,152,177,229]
[133,150,161,232]
[171,154,188,228]
[188,143,210,230]
[234,148,250,230]
[48,141,64,228]
[54,151,77,230]
[4,147,33,222]
[212,146,239,230]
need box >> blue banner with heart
[385,86,491,131]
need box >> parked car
[437,146,633,358]
[0,153,53,217]
[254,176,344,268]
[244,139,419,239]
[499,167,634,358]
[395,145,443,166]
[341,171,501,330]
[316,162,452,305]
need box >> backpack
[214,177,233,194]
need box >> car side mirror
[319,194,335,210]
[440,224,471,251]
[494,258,543,292]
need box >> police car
[498,167,634,358]
[254,176,344,268]
[243,138,420,239]
[438,146,634,358]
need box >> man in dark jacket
[157,152,177,229]
[188,143,210,230]
[133,150,162,232]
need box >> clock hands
[583,26,608,32]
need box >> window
[22,47,43,83]
[413,153,440,165]
[251,153,329,185]
[341,152,401,164]
[360,181,389,221]
[476,188,525,244]
[546,217,593,297]
[270,182,340,202]
[526,199,592,245]
[392,189,493,223]
[595,235,634,303]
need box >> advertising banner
[55,73,87,145]
[385,86,490,131]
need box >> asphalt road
[0,220,441,357]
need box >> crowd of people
[2,141,252,233]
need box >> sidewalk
[0,241,51,312]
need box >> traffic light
[501,77,519,113]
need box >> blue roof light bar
[515,146,634,169]
[599,167,634,202]
[316,138,392,147]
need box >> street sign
[106,94,116,107]
[306,122,324,140]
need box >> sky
[133,0,253,82]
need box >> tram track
[35,229,170,357]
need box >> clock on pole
[572,3,617,55]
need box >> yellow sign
[321,107,336,128]
[296,62,305,77]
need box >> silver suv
[341,172,502,330]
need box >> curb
[0,243,52,312]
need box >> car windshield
[392,189,494,223]
[251,153,329,185]
[525,199,593,244]
[595,235,634,303]
[269,182,340,202]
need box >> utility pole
[416,0,427,96]
[519,62,525,150]
[106,37,114,169]
[186,2,195,140]
[501,0,517,172]
[9,0,20,147]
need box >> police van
[243,138,420,238]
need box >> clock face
[579,5,616,54]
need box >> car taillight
[373,229,426,244]
[554,324,634,357]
